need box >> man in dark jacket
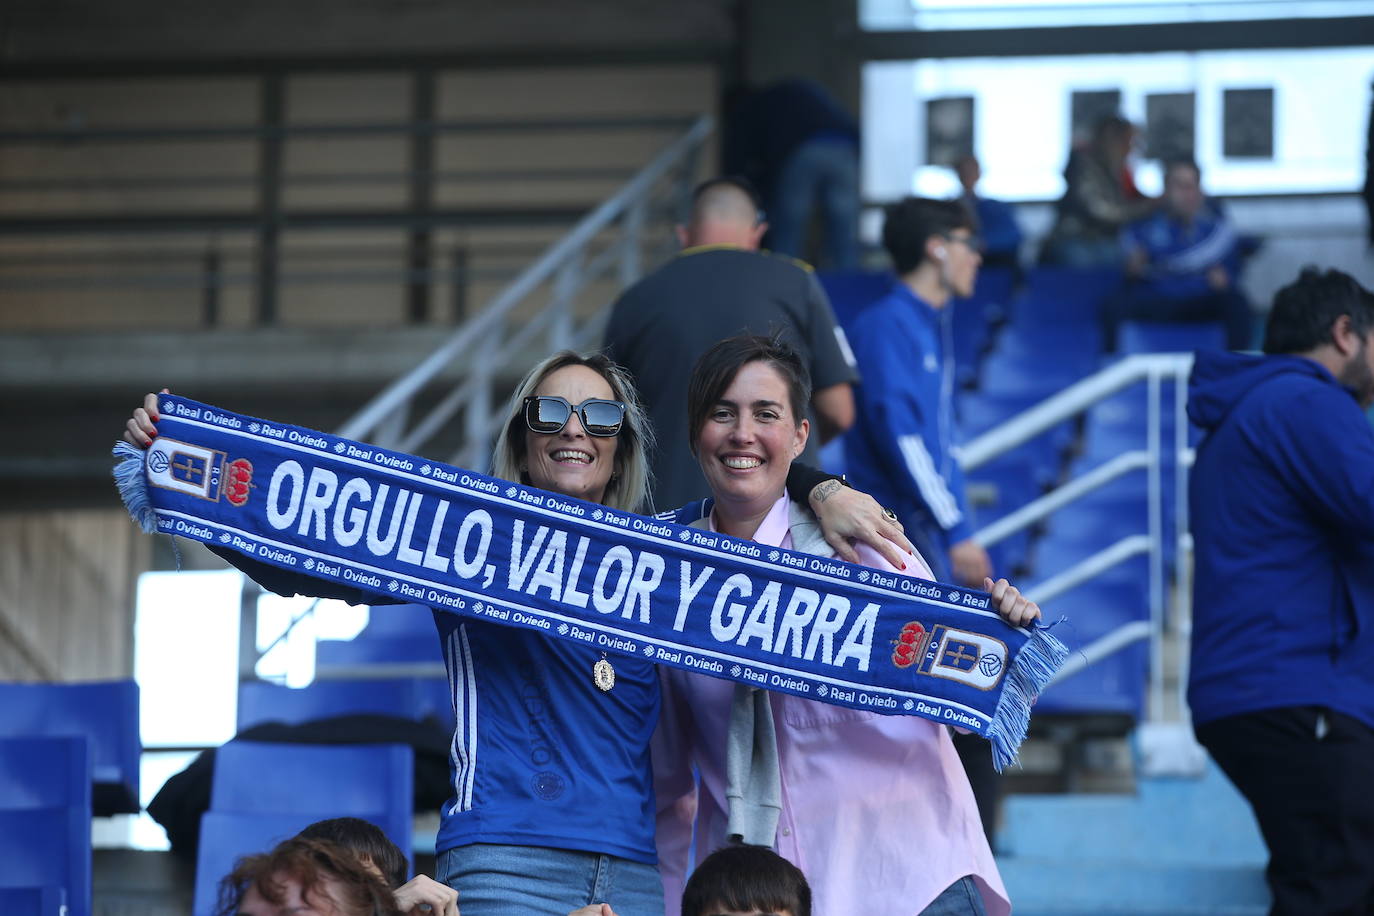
[603,177,857,512]
[1188,267,1374,914]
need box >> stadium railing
[961,354,1195,753]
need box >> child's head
[681,845,811,916]
[296,817,408,889]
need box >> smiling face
[695,360,808,537]
[522,364,620,505]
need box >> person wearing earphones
[842,197,991,589]
[840,197,1003,840]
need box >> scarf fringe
[985,620,1070,772]
[112,441,157,534]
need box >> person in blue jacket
[953,154,1023,270]
[1188,267,1374,914]
[843,197,992,588]
[840,197,1002,838]
[1105,158,1252,351]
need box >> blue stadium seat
[1035,642,1148,719]
[0,736,90,810]
[315,634,442,669]
[1119,319,1227,355]
[816,269,892,325]
[951,299,994,387]
[352,603,437,638]
[0,736,90,916]
[0,886,67,916]
[314,605,441,673]
[980,343,1096,402]
[1029,558,1150,720]
[0,681,139,815]
[0,810,90,916]
[210,741,413,855]
[1014,266,1123,327]
[958,391,1070,487]
[192,810,326,916]
[967,455,1042,575]
[967,266,1016,311]
[413,678,456,730]
[237,678,423,732]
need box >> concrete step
[1000,860,1268,916]
[999,764,1266,867]
[995,763,1269,915]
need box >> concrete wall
[0,509,148,681]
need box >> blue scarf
[113,395,1065,769]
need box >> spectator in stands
[1103,158,1252,351]
[843,198,990,587]
[125,366,906,916]
[1042,115,1155,268]
[724,79,860,270]
[953,154,1023,270]
[298,817,459,916]
[655,334,1035,916]
[604,177,858,514]
[218,836,401,916]
[841,198,1006,837]
[1188,267,1374,914]
[680,845,811,916]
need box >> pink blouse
[653,495,1010,916]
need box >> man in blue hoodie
[1188,267,1374,914]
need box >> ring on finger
[881,507,898,523]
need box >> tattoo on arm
[812,479,843,504]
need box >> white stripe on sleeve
[898,434,964,530]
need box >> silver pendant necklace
[593,653,616,692]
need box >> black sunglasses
[523,395,627,438]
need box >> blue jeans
[436,843,665,916]
[767,136,860,270]
[920,876,988,916]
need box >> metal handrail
[963,353,1196,724]
[335,114,711,463]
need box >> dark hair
[1262,267,1374,355]
[1163,157,1200,180]
[681,845,812,916]
[881,197,972,274]
[686,334,811,454]
[692,175,766,217]
[216,836,401,916]
[297,817,407,889]
[1093,113,1135,143]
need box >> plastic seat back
[1119,319,1227,354]
[236,679,419,732]
[0,736,90,810]
[0,809,90,916]
[0,681,139,814]
[210,741,412,852]
[0,886,67,916]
